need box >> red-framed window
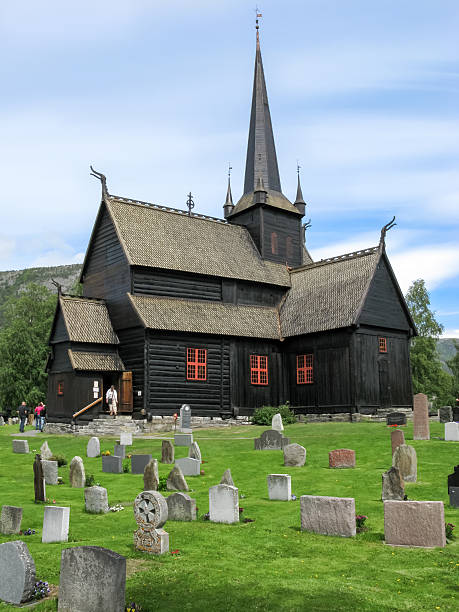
[379,337,387,353]
[186,348,207,381]
[286,236,293,260]
[271,232,278,255]
[297,354,313,384]
[57,381,64,395]
[250,355,268,385]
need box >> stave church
[46,28,416,424]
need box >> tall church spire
[243,27,281,195]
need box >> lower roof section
[68,350,125,372]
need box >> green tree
[447,340,459,403]
[405,279,453,407]
[0,283,57,411]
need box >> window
[271,232,278,255]
[57,381,64,395]
[297,354,313,384]
[186,348,207,380]
[250,355,268,385]
[286,236,293,260]
[379,337,387,353]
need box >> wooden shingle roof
[59,296,119,344]
[68,350,125,371]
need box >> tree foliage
[0,283,56,410]
[447,340,459,402]
[405,279,453,407]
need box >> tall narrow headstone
[69,456,86,488]
[161,440,174,464]
[0,416,4,426]
[413,393,430,440]
[143,458,159,491]
[392,444,417,482]
[0,506,23,535]
[58,546,126,612]
[180,404,192,433]
[209,484,239,524]
[40,440,53,460]
[381,466,405,501]
[33,454,46,502]
[449,487,459,508]
[271,413,284,432]
[0,541,36,604]
[86,437,100,458]
[133,491,169,554]
[42,506,70,543]
[384,500,446,547]
[390,429,405,456]
[188,441,202,462]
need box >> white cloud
[441,329,459,339]
[389,245,459,293]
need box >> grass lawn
[0,420,458,611]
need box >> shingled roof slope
[280,248,380,337]
[68,350,124,371]
[105,197,290,287]
[60,296,119,344]
[128,294,280,339]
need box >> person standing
[34,402,45,431]
[18,401,29,433]
[106,385,118,418]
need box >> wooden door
[378,358,391,409]
[119,371,133,413]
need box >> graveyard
[0,419,458,611]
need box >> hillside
[436,337,458,373]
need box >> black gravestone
[386,412,407,426]
[33,454,46,502]
[449,487,459,508]
[448,465,459,492]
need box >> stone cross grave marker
[300,495,356,537]
[133,490,169,554]
[33,454,46,502]
[180,404,192,433]
[392,444,417,482]
[413,393,430,440]
[42,506,70,543]
[0,540,36,605]
[0,505,23,535]
[209,484,239,524]
[384,500,446,547]
[166,492,197,521]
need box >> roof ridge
[289,246,379,274]
[61,294,106,304]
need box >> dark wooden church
[46,32,416,424]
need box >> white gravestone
[119,433,133,446]
[271,413,284,432]
[42,506,70,543]
[445,422,459,441]
[209,484,239,524]
[175,457,201,476]
[86,437,100,458]
[267,474,291,501]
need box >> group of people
[18,401,46,433]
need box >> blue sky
[1,1,458,335]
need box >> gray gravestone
[119,432,133,446]
[188,441,202,462]
[84,486,109,514]
[113,444,126,459]
[166,465,189,491]
[131,454,152,475]
[144,458,159,491]
[40,440,53,460]
[41,460,58,485]
[0,541,36,604]
[161,440,174,464]
[166,492,197,521]
[42,506,70,543]
[209,484,239,524]
[392,444,417,482]
[254,429,290,450]
[384,500,446,547]
[439,406,453,423]
[86,437,100,458]
[174,433,193,447]
[300,495,356,537]
[12,439,29,454]
[283,443,306,466]
[448,465,459,492]
[175,457,201,476]
[102,455,122,474]
[386,412,407,426]
[69,456,85,488]
[449,487,459,508]
[0,416,4,426]
[0,506,23,535]
[58,546,126,612]
[267,474,291,501]
[382,466,405,501]
[220,468,235,487]
[33,454,46,502]
[180,404,192,433]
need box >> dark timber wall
[117,327,145,413]
[132,268,222,301]
[261,208,302,267]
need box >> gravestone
[413,393,430,440]
[176,457,201,476]
[8,418,13,425]
[86,437,100,458]
[267,474,291,501]
[0,505,23,535]
[174,433,193,447]
[254,429,290,450]
[386,412,407,426]
[133,490,169,554]
[439,406,453,423]
[449,487,459,508]
[33,454,46,502]
[271,413,284,432]
[42,506,70,543]
[84,486,109,514]
[447,465,459,492]
[119,432,133,446]
[329,449,356,468]
[209,484,239,524]
[40,440,53,460]
[445,422,459,441]
[381,466,405,501]
[102,455,122,473]
[58,546,126,612]
[390,429,405,456]
[392,444,417,482]
[166,465,189,491]
[166,492,197,521]
[41,459,58,485]
[384,500,446,547]
[161,440,174,464]
[131,454,152,475]
[13,439,29,454]
[300,495,356,537]
[283,443,306,467]
[220,468,235,487]
[0,541,36,604]
[144,458,159,491]
[188,441,202,462]
[113,444,126,459]
[180,404,192,433]
[69,456,85,488]
[0,416,4,426]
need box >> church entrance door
[378,357,391,409]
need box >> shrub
[50,454,67,467]
[446,522,455,541]
[158,475,168,491]
[85,474,96,487]
[251,403,296,426]
[123,460,130,473]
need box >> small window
[286,236,293,260]
[250,355,268,385]
[297,354,313,384]
[379,337,387,353]
[186,348,207,381]
[57,381,64,395]
[271,232,278,255]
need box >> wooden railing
[73,396,102,419]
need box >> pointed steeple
[223,175,234,218]
[294,168,306,216]
[243,30,281,195]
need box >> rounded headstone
[69,456,86,488]
[143,458,159,491]
[86,437,100,458]
[0,540,36,604]
[134,491,168,528]
[85,486,109,514]
[166,492,197,521]
[283,443,306,467]
[271,413,284,432]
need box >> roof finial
[294,161,306,215]
[255,7,262,45]
[51,278,62,296]
[302,219,312,244]
[380,216,396,247]
[90,165,109,199]
[223,163,234,218]
[186,192,195,216]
